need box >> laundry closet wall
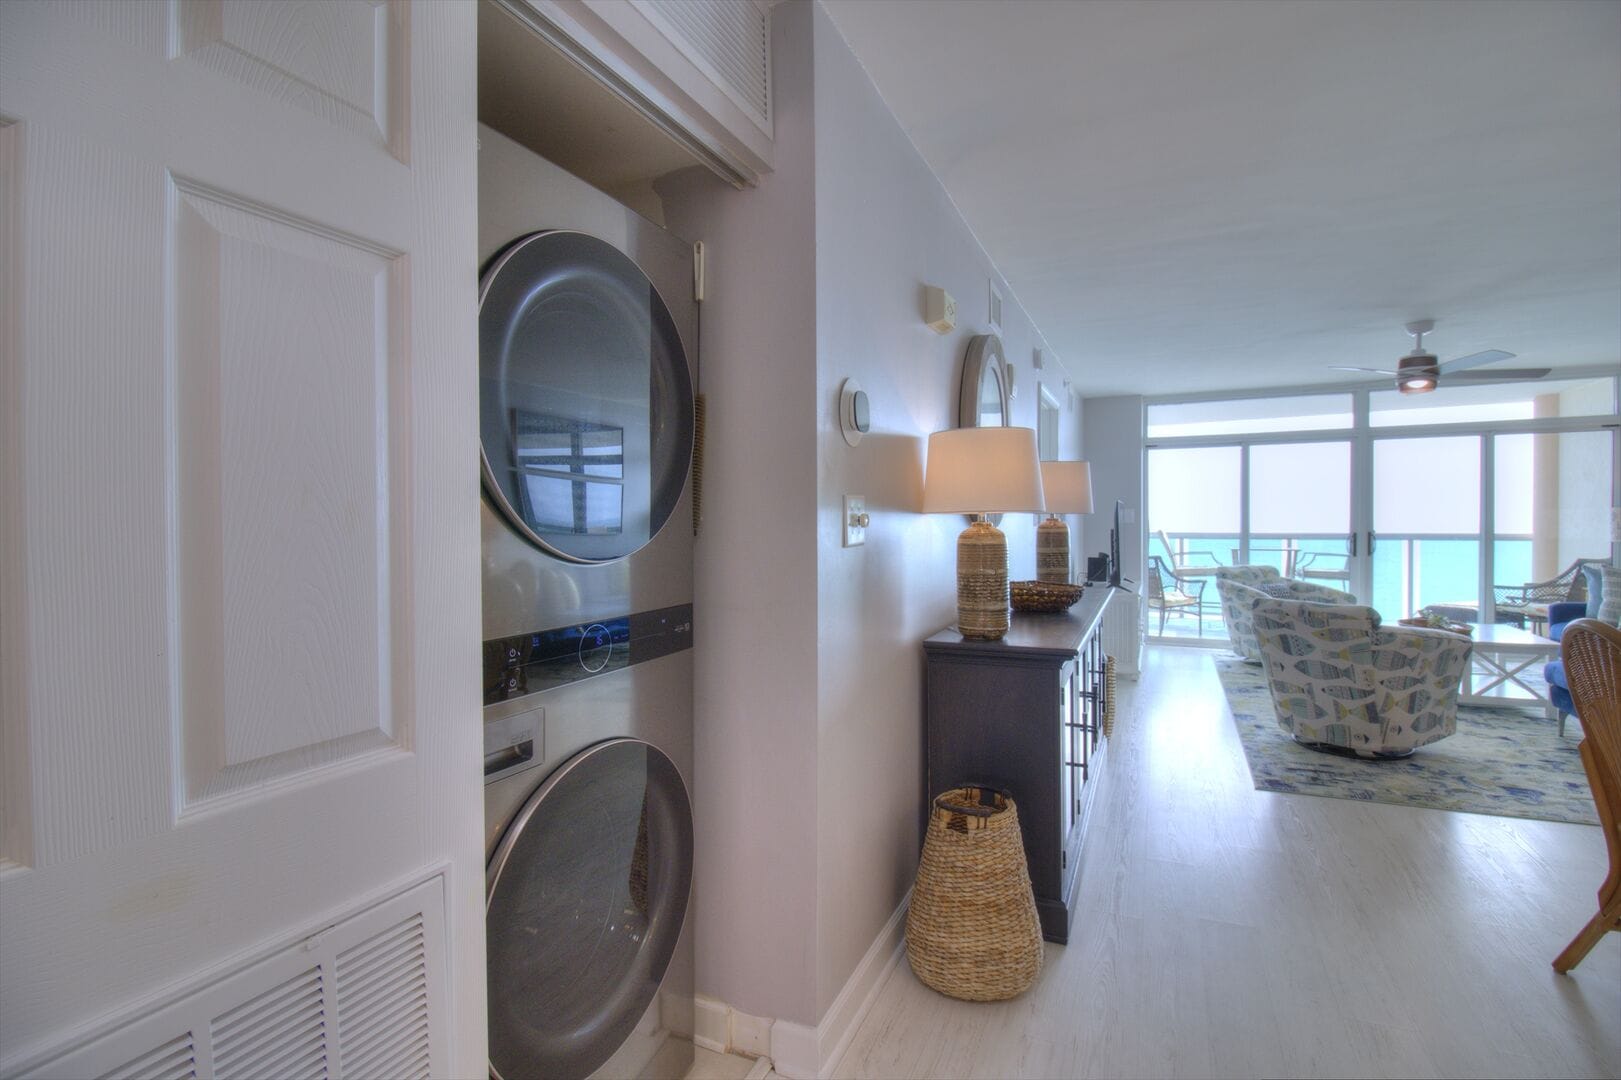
[660,0,1080,1058]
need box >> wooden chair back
[1553,618,1621,972]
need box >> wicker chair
[1494,558,1606,628]
[1155,529,1221,574]
[1552,619,1621,973]
[1146,555,1205,635]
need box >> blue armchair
[1544,600,1588,735]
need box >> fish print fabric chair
[1214,565,1358,662]
[1250,596,1472,759]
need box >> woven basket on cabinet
[905,787,1044,1001]
[1103,655,1118,738]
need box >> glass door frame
[1145,372,1620,629]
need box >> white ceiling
[822,0,1621,397]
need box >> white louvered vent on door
[210,969,329,1080]
[635,0,771,131]
[21,876,446,1080]
[99,1032,199,1080]
[332,915,431,1080]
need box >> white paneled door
[0,3,484,1075]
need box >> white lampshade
[1039,460,1094,515]
[922,427,1046,514]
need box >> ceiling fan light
[1398,375,1436,394]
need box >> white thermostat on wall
[840,378,871,446]
[924,285,956,335]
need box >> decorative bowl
[1010,580,1085,614]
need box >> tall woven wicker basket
[905,787,1044,1001]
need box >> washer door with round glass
[486,739,694,1080]
[480,231,695,564]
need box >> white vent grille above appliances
[634,0,772,132]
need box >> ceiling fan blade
[1329,366,1399,376]
[1445,368,1552,382]
[1438,349,1515,374]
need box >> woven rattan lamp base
[957,518,1010,640]
[1036,516,1070,584]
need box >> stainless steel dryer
[477,124,696,1080]
[479,124,696,639]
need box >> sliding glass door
[1247,441,1352,588]
[1369,435,1481,620]
[1144,377,1618,641]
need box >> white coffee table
[1459,623,1558,716]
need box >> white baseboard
[692,994,772,1058]
[771,890,911,1079]
[693,890,909,1079]
[731,1007,773,1059]
[692,994,730,1055]
[809,889,908,1078]
[767,1018,819,1080]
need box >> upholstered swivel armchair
[1214,565,1357,662]
[1250,597,1472,758]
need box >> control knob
[578,623,613,673]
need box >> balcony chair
[1146,555,1206,635]
[1213,564,1357,662]
[1250,596,1472,759]
[1494,557,1607,631]
[1551,619,1621,973]
[1155,529,1221,574]
[1291,549,1352,588]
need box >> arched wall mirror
[958,333,1010,430]
[956,333,1011,524]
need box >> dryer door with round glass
[486,739,694,1080]
[480,231,695,564]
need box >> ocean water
[1170,535,1535,621]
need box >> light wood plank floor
[833,645,1621,1079]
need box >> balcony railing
[1150,530,1538,638]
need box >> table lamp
[922,427,1046,640]
[1036,460,1093,584]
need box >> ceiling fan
[1331,320,1550,395]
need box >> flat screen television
[1109,499,1123,587]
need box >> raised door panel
[171,178,410,812]
[173,0,409,160]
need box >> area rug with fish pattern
[1214,654,1597,826]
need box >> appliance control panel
[483,603,694,705]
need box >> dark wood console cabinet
[922,588,1114,944]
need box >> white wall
[656,0,822,1025]
[808,0,1076,1019]
[660,0,1080,1034]
[1082,396,1146,587]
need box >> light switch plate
[843,495,867,547]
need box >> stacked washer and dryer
[477,124,698,1080]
